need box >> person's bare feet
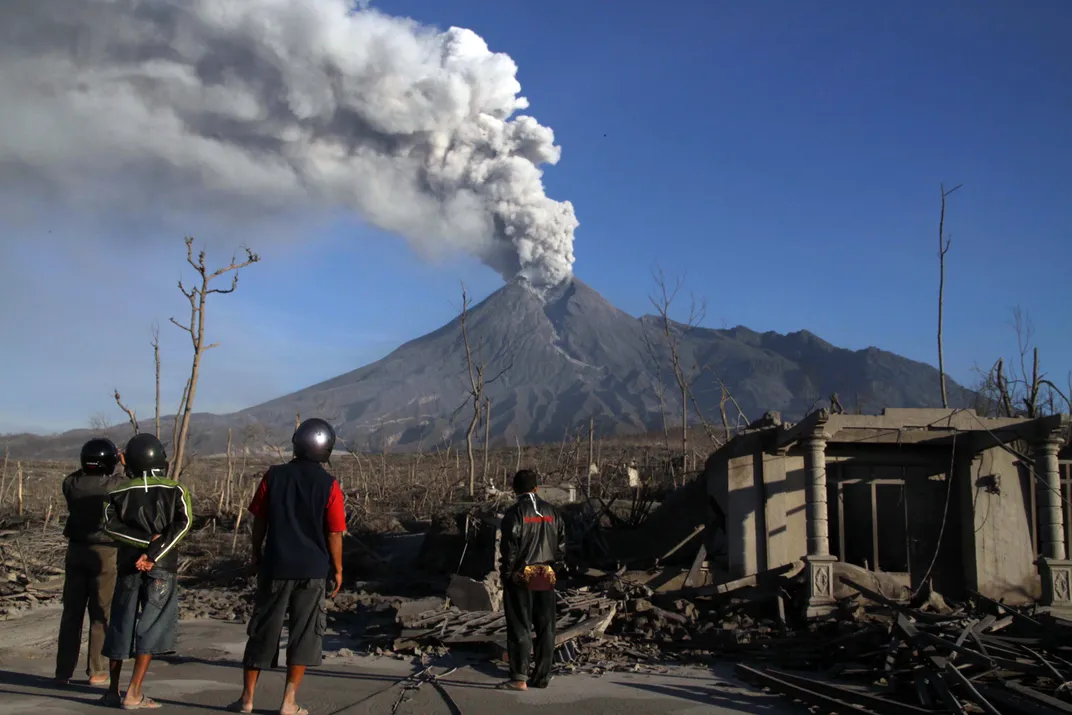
[279,705,308,715]
[89,675,109,686]
[496,679,527,691]
[226,699,253,713]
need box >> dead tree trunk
[152,323,162,439]
[169,237,259,479]
[937,182,961,408]
[482,398,491,485]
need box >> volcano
[228,276,973,450]
[4,277,974,458]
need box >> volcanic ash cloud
[0,0,578,286]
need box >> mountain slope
[3,277,975,458]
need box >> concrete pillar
[1035,436,1066,561]
[802,433,836,618]
[804,436,830,557]
[1035,434,1071,615]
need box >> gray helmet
[292,418,335,463]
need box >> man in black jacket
[55,438,123,686]
[228,418,347,715]
[100,433,192,710]
[497,469,567,692]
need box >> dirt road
[0,608,790,714]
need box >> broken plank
[734,664,883,715]
[762,668,937,715]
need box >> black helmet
[80,438,119,475]
[123,433,168,476]
[293,418,335,463]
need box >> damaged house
[703,408,1071,617]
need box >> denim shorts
[102,569,179,660]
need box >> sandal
[121,695,162,710]
[496,679,527,691]
[280,707,309,715]
[227,701,253,713]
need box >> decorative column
[803,422,837,618]
[1035,433,1071,614]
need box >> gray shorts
[243,577,327,669]
[102,570,179,660]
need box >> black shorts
[243,577,327,669]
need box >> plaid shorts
[102,569,179,660]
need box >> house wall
[708,439,1041,602]
[712,448,806,578]
[961,445,1040,603]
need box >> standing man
[55,438,123,687]
[228,418,347,715]
[100,433,193,710]
[497,469,567,692]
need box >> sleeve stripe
[152,484,192,562]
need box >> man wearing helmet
[228,418,347,715]
[99,433,192,710]
[55,438,124,687]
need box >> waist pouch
[516,564,556,591]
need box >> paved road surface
[0,613,792,714]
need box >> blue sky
[1,0,1069,434]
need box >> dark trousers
[56,542,117,680]
[243,577,327,670]
[502,581,556,684]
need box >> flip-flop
[280,707,309,715]
[495,680,527,691]
[121,695,162,710]
[227,701,253,713]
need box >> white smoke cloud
[0,0,578,286]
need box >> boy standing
[101,433,192,710]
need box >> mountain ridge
[2,276,975,459]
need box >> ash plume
[0,0,578,286]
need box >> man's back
[104,474,192,574]
[63,469,122,545]
[500,493,566,576]
[249,460,345,580]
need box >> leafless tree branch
[113,390,139,435]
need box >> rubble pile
[0,527,64,619]
[390,590,617,653]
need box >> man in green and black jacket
[100,433,192,710]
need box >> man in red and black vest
[229,418,347,715]
[497,469,567,691]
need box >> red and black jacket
[499,493,567,579]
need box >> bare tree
[454,283,513,497]
[88,412,111,431]
[936,182,962,408]
[168,237,260,478]
[975,307,1070,419]
[648,268,708,471]
[151,321,162,438]
[113,390,139,435]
